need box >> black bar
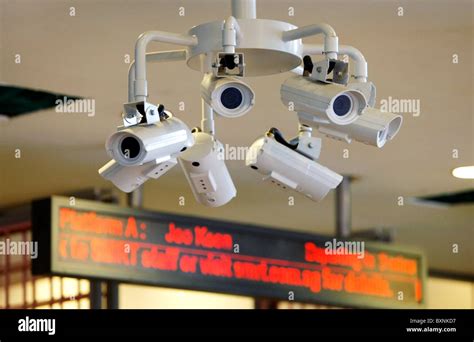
[31,198,51,276]
[429,269,474,282]
[0,309,472,337]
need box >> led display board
[32,196,426,308]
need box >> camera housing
[281,75,367,125]
[179,130,236,207]
[99,158,178,193]
[246,131,343,202]
[201,73,255,118]
[299,107,403,148]
[347,81,376,108]
[105,115,194,166]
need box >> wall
[119,284,254,309]
[117,277,474,309]
[426,277,473,309]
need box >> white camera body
[347,81,377,108]
[179,131,236,207]
[105,115,194,166]
[281,75,367,125]
[200,74,255,118]
[246,135,343,202]
[299,107,403,148]
[99,158,177,193]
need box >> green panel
[0,85,82,117]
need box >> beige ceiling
[0,0,473,276]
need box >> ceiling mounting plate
[186,19,303,77]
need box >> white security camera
[299,107,403,148]
[179,130,236,207]
[98,158,178,193]
[200,73,255,118]
[246,130,343,202]
[281,75,367,125]
[105,115,194,166]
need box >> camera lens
[221,87,243,110]
[332,94,353,117]
[120,136,140,159]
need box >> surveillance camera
[246,129,343,202]
[201,73,255,118]
[299,107,403,148]
[179,130,236,207]
[105,114,194,166]
[281,75,367,125]
[98,158,178,193]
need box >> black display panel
[32,196,426,308]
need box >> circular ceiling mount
[186,19,303,77]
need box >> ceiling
[0,0,473,276]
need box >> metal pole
[106,281,119,309]
[231,0,256,19]
[127,186,144,208]
[201,97,215,135]
[335,176,351,239]
[89,280,102,309]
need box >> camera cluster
[98,11,403,207]
[244,55,402,202]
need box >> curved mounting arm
[302,44,368,82]
[134,31,198,101]
[282,23,339,60]
[128,50,187,102]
